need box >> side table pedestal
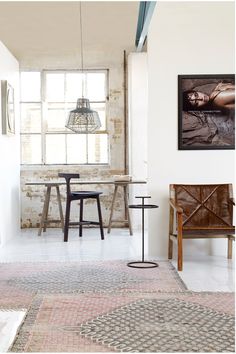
[128,196,159,269]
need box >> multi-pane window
[20,70,109,164]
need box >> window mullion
[84,72,88,163]
[41,71,46,165]
[64,73,68,163]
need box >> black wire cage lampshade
[66,98,101,133]
[65,2,101,134]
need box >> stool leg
[97,196,104,240]
[79,199,83,237]
[56,186,64,232]
[107,185,118,234]
[64,198,71,242]
[124,185,133,236]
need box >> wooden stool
[38,183,64,236]
[107,181,133,235]
[58,173,104,242]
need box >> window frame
[20,69,109,166]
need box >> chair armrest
[229,198,235,206]
[169,199,183,213]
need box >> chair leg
[96,196,104,240]
[177,212,183,271]
[227,236,233,259]
[168,237,173,260]
[79,199,83,237]
[177,236,183,271]
[64,198,71,242]
[168,206,174,259]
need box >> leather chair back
[171,184,234,230]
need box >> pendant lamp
[66,2,101,133]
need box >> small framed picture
[178,74,235,150]
[1,80,15,135]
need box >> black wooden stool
[58,173,104,242]
[128,196,158,268]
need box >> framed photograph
[1,80,15,135]
[178,74,235,150]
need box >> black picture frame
[178,74,235,150]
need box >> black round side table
[127,196,159,269]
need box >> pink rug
[0,261,233,352]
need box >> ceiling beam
[135,1,156,52]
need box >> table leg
[56,185,64,232]
[141,198,145,261]
[124,185,133,236]
[38,186,51,236]
[107,185,118,233]
[124,186,128,220]
[43,186,51,232]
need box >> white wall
[147,2,235,258]
[0,41,20,245]
[128,53,148,227]
[128,53,148,181]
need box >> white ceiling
[0,1,139,66]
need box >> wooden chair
[168,184,235,271]
[58,173,104,242]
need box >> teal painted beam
[135,2,147,47]
[135,1,156,52]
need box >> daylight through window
[20,70,109,165]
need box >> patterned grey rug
[1,260,186,294]
[80,298,234,352]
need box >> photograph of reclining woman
[178,74,235,150]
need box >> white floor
[0,227,234,352]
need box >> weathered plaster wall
[21,54,128,228]
[0,41,20,244]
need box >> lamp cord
[79,1,85,98]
